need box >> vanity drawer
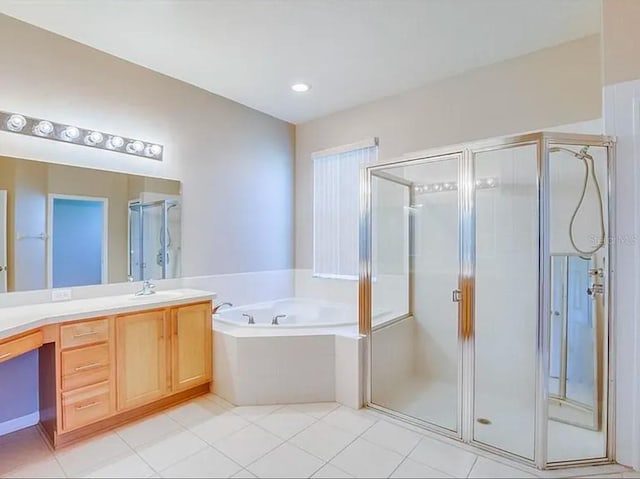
[61,343,110,391]
[61,319,109,349]
[0,331,43,365]
[61,381,112,432]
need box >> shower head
[549,145,593,161]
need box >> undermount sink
[129,290,185,300]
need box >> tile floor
[0,394,638,479]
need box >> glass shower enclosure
[359,132,614,469]
[128,199,181,281]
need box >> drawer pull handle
[73,330,98,338]
[74,362,104,372]
[0,352,12,360]
[75,401,101,411]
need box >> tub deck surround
[0,288,216,340]
[0,289,215,448]
[212,298,364,409]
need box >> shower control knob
[0,266,4,272]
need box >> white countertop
[0,289,216,340]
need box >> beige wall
[0,15,295,277]
[603,0,640,85]
[295,35,602,268]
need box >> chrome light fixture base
[0,110,163,161]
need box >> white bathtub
[211,297,364,407]
[214,297,356,328]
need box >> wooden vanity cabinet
[34,299,213,448]
[116,309,169,410]
[171,302,212,392]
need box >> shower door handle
[452,289,462,302]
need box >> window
[313,139,378,279]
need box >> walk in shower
[128,199,181,281]
[359,132,614,469]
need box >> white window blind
[313,139,378,279]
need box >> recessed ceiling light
[291,83,311,93]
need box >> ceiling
[0,0,601,124]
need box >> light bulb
[291,83,311,93]
[106,136,124,149]
[144,144,162,157]
[487,178,495,187]
[126,140,144,154]
[85,131,104,146]
[60,126,80,141]
[34,120,54,136]
[6,114,26,132]
[434,184,442,192]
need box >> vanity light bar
[414,177,499,195]
[0,110,163,161]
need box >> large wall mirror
[549,253,604,432]
[0,155,181,293]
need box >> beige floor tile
[159,447,242,478]
[82,453,155,478]
[390,457,452,478]
[166,397,227,428]
[290,402,340,419]
[290,420,357,461]
[116,413,183,448]
[311,463,354,478]
[247,442,324,478]
[4,455,66,478]
[330,438,404,478]
[55,432,132,477]
[255,406,317,439]
[190,412,250,445]
[0,427,53,476]
[136,429,208,471]
[321,407,377,436]
[408,436,477,478]
[213,424,282,466]
[360,420,423,456]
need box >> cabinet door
[171,302,212,392]
[116,310,168,410]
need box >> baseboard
[0,411,40,437]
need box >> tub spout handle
[243,313,255,325]
[272,314,286,325]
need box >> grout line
[387,437,424,478]
[466,455,479,478]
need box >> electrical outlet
[51,288,72,302]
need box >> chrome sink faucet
[135,279,156,296]
[272,314,286,325]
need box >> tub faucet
[135,280,156,296]
[272,314,286,325]
[243,313,255,325]
[213,302,233,314]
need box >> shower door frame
[359,131,616,470]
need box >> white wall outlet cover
[51,288,72,302]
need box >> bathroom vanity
[0,289,213,448]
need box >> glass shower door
[369,154,461,434]
[129,201,167,281]
[473,143,539,460]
